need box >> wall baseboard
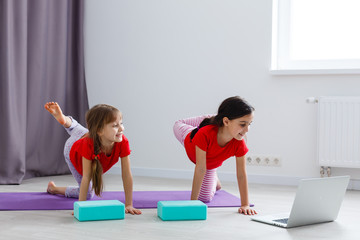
[107,166,360,190]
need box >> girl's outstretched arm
[236,156,257,215]
[121,155,142,215]
[79,157,92,201]
[191,146,207,200]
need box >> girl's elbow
[122,172,133,182]
[195,166,207,175]
[82,176,91,183]
[237,171,247,180]
[122,168,132,176]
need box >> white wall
[84,0,360,187]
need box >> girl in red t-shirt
[44,102,141,215]
[173,96,257,215]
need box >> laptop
[251,175,350,228]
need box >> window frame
[271,0,360,75]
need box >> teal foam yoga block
[157,200,207,221]
[74,200,125,222]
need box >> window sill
[270,69,360,76]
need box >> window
[272,0,360,74]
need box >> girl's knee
[173,121,181,135]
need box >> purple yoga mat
[0,190,253,211]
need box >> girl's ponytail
[91,157,103,196]
[90,133,104,196]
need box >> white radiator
[317,96,360,168]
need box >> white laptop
[251,175,350,228]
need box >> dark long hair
[190,96,254,140]
[85,104,121,196]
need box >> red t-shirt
[184,125,248,169]
[69,135,131,175]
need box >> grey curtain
[0,0,89,184]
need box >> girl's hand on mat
[125,205,142,215]
[238,205,257,215]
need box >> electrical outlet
[272,157,281,166]
[246,155,281,167]
[246,156,253,165]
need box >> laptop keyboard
[273,218,289,224]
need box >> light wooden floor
[0,174,359,240]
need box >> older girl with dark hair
[173,96,257,215]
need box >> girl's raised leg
[44,101,92,198]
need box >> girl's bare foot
[47,181,66,196]
[216,175,222,191]
[44,102,70,127]
[47,181,57,194]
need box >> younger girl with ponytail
[173,96,257,215]
[45,102,141,215]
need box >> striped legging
[173,115,218,203]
